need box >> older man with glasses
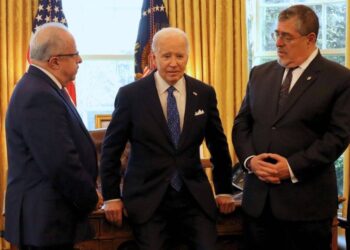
[4,22,102,250]
[232,4,350,250]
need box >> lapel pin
[307,76,312,80]
[193,92,198,96]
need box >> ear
[151,52,156,61]
[47,56,60,70]
[149,52,156,69]
[151,52,159,68]
[307,32,317,43]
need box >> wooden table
[76,198,243,250]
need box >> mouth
[277,50,286,57]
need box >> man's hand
[250,153,291,184]
[103,200,124,227]
[250,153,280,184]
[95,190,104,210]
[216,196,236,214]
[266,153,291,180]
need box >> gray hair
[30,22,71,61]
[279,5,319,37]
[151,27,189,53]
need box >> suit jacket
[5,66,98,246]
[232,53,350,221]
[100,72,233,224]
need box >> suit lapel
[274,54,322,123]
[28,66,94,145]
[56,88,92,138]
[178,76,198,147]
[262,64,285,121]
[55,86,96,148]
[58,89,83,123]
[141,74,174,146]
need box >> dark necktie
[167,86,182,191]
[60,87,83,123]
[278,67,296,110]
[61,87,73,105]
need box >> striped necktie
[278,67,297,110]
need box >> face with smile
[275,16,316,68]
[152,34,188,85]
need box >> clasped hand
[250,153,290,184]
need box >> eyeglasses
[271,32,306,44]
[47,51,80,61]
[56,51,80,58]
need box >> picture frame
[95,114,112,129]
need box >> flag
[31,0,77,105]
[134,0,169,80]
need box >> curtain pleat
[165,0,247,161]
[2,1,348,247]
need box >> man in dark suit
[100,27,235,250]
[5,23,101,250]
[232,5,350,250]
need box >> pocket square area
[194,109,205,116]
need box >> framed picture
[95,114,112,129]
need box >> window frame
[248,0,346,68]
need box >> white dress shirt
[154,71,186,129]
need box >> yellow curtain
[164,0,248,161]
[0,0,38,249]
[343,0,350,221]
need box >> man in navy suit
[232,5,350,250]
[100,27,235,250]
[5,23,101,250]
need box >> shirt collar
[154,71,186,95]
[298,47,319,71]
[31,64,63,89]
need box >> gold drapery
[0,0,38,249]
[343,0,350,223]
[0,2,247,248]
[0,1,347,248]
[164,0,248,161]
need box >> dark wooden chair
[338,196,349,250]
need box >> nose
[77,55,83,64]
[169,57,177,67]
[275,36,284,47]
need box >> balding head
[29,22,82,86]
[151,27,189,85]
[152,27,189,54]
[30,22,73,62]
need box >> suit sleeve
[205,86,233,195]
[22,91,98,214]
[232,68,256,166]
[288,73,350,178]
[100,87,131,201]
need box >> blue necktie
[167,86,182,191]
